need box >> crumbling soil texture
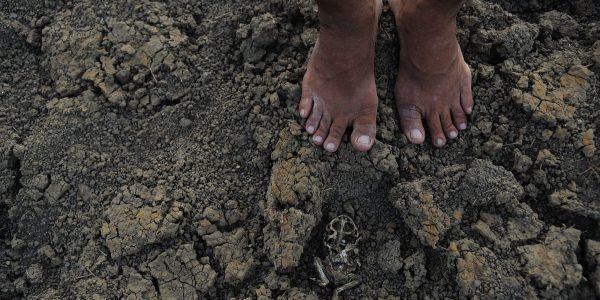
[1,0,599,299]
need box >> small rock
[536,149,559,167]
[301,28,318,47]
[31,174,50,190]
[255,284,272,300]
[513,149,533,173]
[45,179,70,202]
[179,118,192,128]
[203,206,226,227]
[581,129,596,158]
[197,219,218,236]
[108,89,127,105]
[109,21,133,43]
[115,67,131,85]
[482,137,503,155]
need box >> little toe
[305,100,323,134]
[398,105,426,144]
[299,82,315,118]
[313,116,331,146]
[324,118,349,153]
[427,113,446,148]
[350,112,376,152]
[299,96,312,119]
[461,63,474,114]
[441,111,459,140]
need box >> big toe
[351,113,376,152]
[398,105,426,144]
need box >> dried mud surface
[1,0,599,299]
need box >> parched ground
[1,0,599,299]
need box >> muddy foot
[298,0,382,153]
[389,0,474,147]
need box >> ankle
[399,1,463,34]
[318,0,377,34]
[394,0,462,72]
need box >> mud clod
[377,240,403,273]
[540,10,580,38]
[456,159,523,206]
[585,240,600,295]
[512,58,592,127]
[402,249,427,291]
[123,268,159,300]
[452,239,533,299]
[239,13,280,64]
[390,178,454,248]
[42,0,193,110]
[45,177,69,203]
[148,244,217,298]
[101,186,186,258]
[513,149,533,173]
[578,129,596,158]
[261,151,327,271]
[203,227,257,285]
[369,141,400,178]
[517,227,583,297]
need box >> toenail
[466,107,473,114]
[313,135,323,143]
[325,143,336,152]
[449,131,458,139]
[410,129,424,141]
[435,138,445,147]
[307,126,315,134]
[357,135,371,145]
[300,109,306,118]
[459,123,467,130]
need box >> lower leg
[390,0,473,147]
[298,0,382,153]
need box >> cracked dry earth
[1,0,599,299]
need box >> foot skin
[299,0,382,153]
[389,0,474,147]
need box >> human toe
[323,118,348,153]
[427,113,446,147]
[398,105,426,144]
[305,101,323,134]
[350,113,376,152]
[441,111,459,140]
[312,116,331,146]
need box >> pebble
[179,118,192,128]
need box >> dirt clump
[262,154,326,271]
[518,226,583,298]
[451,238,534,299]
[377,240,403,273]
[511,59,592,127]
[100,185,187,259]
[148,244,217,299]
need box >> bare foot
[389,0,474,147]
[298,0,383,153]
